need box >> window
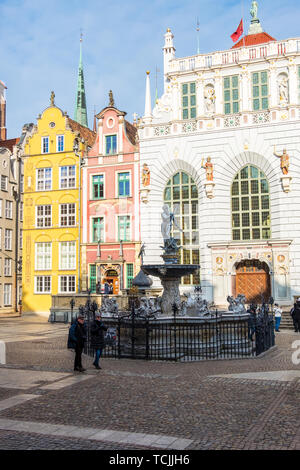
[92,175,104,199]
[118,216,131,241]
[20,229,23,250]
[0,199,2,217]
[0,228,2,249]
[4,229,12,250]
[20,202,23,222]
[224,75,239,114]
[59,241,76,270]
[92,217,104,242]
[36,205,52,228]
[182,82,196,120]
[57,135,64,152]
[4,259,12,276]
[20,175,24,193]
[4,284,12,306]
[36,168,52,191]
[59,275,76,293]
[89,265,96,293]
[60,203,76,226]
[35,276,51,293]
[42,137,49,154]
[126,264,134,289]
[1,176,7,191]
[60,166,76,189]
[232,165,271,241]
[35,243,52,270]
[5,200,12,219]
[105,135,117,155]
[164,172,200,285]
[252,71,269,111]
[118,172,130,197]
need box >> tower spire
[74,32,88,127]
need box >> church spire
[74,33,88,128]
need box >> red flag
[231,19,244,43]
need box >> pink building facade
[81,96,140,294]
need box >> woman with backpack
[90,312,107,369]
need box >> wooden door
[235,260,271,304]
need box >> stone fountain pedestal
[142,253,200,315]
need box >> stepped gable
[67,118,96,148]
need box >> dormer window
[105,135,117,155]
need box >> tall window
[57,135,64,152]
[182,82,196,120]
[224,75,239,114]
[60,166,76,189]
[1,176,7,191]
[232,165,271,241]
[5,200,12,219]
[126,264,134,289]
[92,217,104,242]
[105,135,117,155]
[60,203,76,227]
[4,284,12,306]
[89,265,96,293]
[37,168,52,191]
[20,202,23,222]
[42,137,49,154]
[4,229,12,250]
[92,175,104,199]
[35,276,51,293]
[118,216,130,241]
[164,172,200,285]
[36,205,52,228]
[35,243,52,270]
[118,172,130,197]
[252,71,269,111]
[59,241,76,270]
[0,199,2,217]
[4,258,12,276]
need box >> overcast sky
[1,0,300,138]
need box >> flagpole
[242,0,245,47]
[196,17,200,54]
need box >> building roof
[0,138,20,153]
[125,120,138,146]
[67,118,96,148]
[232,32,276,49]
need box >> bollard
[0,341,6,365]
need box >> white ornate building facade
[138,8,300,307]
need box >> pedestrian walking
[90,312,107,370]
[247,305,257,340]
[67,313,87,372]
[109,282,114,294]
[104,281,110,295]
[274,304,282,332]
[292,298,300,333]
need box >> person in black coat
[68,314,87,372]
[90,312,107,369]
[292,298,300,332]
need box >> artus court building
[138,5,300,307]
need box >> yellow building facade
[22,99,95,315]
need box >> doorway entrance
[103,269,119,295]
[235,260,271,304]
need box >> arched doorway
[235,260,271,304]
[103,269,119,295]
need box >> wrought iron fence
[82,305,275,362]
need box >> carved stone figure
[201,157,214,181]
[204,85,216,114]
[278,75,289,106]
[50,91,55,106]
[136,297,159,318]
[109,90,115,107]
[100,296,119,317]
[274,146,289,175]
[250,1,258,20]
[161,205,182,254]
[142,163,150,186]
[227,294,247,314]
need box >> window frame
[59,241,76,270]
[182,82,197,120]
[57,135,65,153]
[117,215,131,242]
[91,174,105,200]
[36,205,52,228]
[59,165,76,190]
[59,275,76,294]
[4,284,12,306]
[35,242,52,271]
[36,168,52,191]
[42,136,49,154]
[117,171,131,198]
[105,134,117,155]
[59,203,76,227]
[4,229,12,251]
[34,276,52,294]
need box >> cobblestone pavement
[0,314,299,451]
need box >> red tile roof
[67,118,97,148]
[0,138,20,153]
[232,32,276,49]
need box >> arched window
[164,172,200,285]
[231,165,271,241]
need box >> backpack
[104,327,117,347]
[67,323,77,349]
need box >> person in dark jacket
[104,282,110,295]
[292,298,300,332]
[68,314,87,372]
[247,305,257,340]
[90,312,107,369]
